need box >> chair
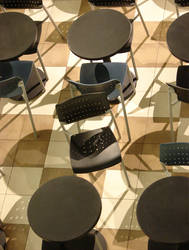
[68,62,136,142]
[174,0,189,17]
[56,92,131,186]
[166,65,189,141]
[0,60,45,138]
[88,0,149,37]
[160,142,189,174]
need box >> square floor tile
[4,224,30,250]
[128,230,148,250]
[14,141,49,167]
[102,170,138,200]
[0,141,18,167]
[97,199,135,229]
[1,195,31,224]
[7,167,43,195]
[44,141,71,168]
[0,167,12,194]
[177,118,189,142]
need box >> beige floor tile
[134,67,155,93]
[99,228,129,250]
[25,227,42,250]
[40,167,73,186]
[44,141,71,168]
[180,102,189,118]
[0,167,12,195]
[13,141,49,167]
[20,115,54,141]
[129,200,140,230]
[4,224,30,250]
[7,167,43,195]
[164,0,189,20]
[79,0,92,16]
[128,230,148,250]
[121,142,143,170]
[0,141,18,167]
[45,22,71,44]
[144,117,178,143]
[40,43,70,66]
[1,195,31,224]
[67,51,91,67]
[97,199,135,229]
[0,115,24,140]
[102,170,138,199]
[177,118,189,142]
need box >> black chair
[56,92,131,186]
[160,142,189,173]
[88,0,149,37]
[0,60,45,137]
[68,63,134,142]
[166,66,189,141]
[175,0,189,17]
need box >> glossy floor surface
[0,0,189,249]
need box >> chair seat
[176,65,189,88]
[70,127,121,173]
[1,0,42,8]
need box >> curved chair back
[0,0,42,8]
[88,0,135,6]
[68,79,120,97]
[56,92,110,124]
[160,142,189,166]
[167,83,189,103]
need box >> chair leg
[130,48,138,81]
[37,49,49,81]
[117,84,131,142]
[127,65,136,95]
[175,4,179,17]
[95,235,103,250]
[18,81,37,138]
[135,2,149,37]
[34,64,45,92]
[161,163,169,176]
[121,160,131,187]
[42,5,65,39]
[110,109,121,140]
[168,88,175,142]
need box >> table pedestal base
[148,239,189,250]
[42,230,107,250]
[11,68,47,101]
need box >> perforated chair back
[175,0,189,6]
[88,0,135,6]
[68,79,120,97]
[167,83,189,103]
[0,0,42,8]
[160,142,189,166]
[56,92,110,124]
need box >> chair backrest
[175,0,189,6]
[56,92,110,124]
[0,0,42,8]
[88,0,135,6]
[160,142,189,166]
[68,79,120,97]
[167,83,189,103]
[0,77,22,98]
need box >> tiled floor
[0,0,189,249]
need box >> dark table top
[167,12,189,63]
[67,9,132,60]
[27,176,102,242]
[0,12,37,61]
[137,176,189,244]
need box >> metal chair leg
[121,160,131,187]
[161,163,169,176]
[175,4,179,17]
[18,81,37,138]
[135,2,149,37]
[42,4,65,39]
[117,84,131,142]
[130,48,138,80]
[110,109,121,140]
[127,65,136,95]
[95,235,103,250]
[37,49,49,81]
[168,87,175,142]
[34,64,45,92]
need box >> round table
[137,176,189,249]
[167,12,189,63]
[27,176,107,250]
[0,12,46,100]
[67,9,132,61]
